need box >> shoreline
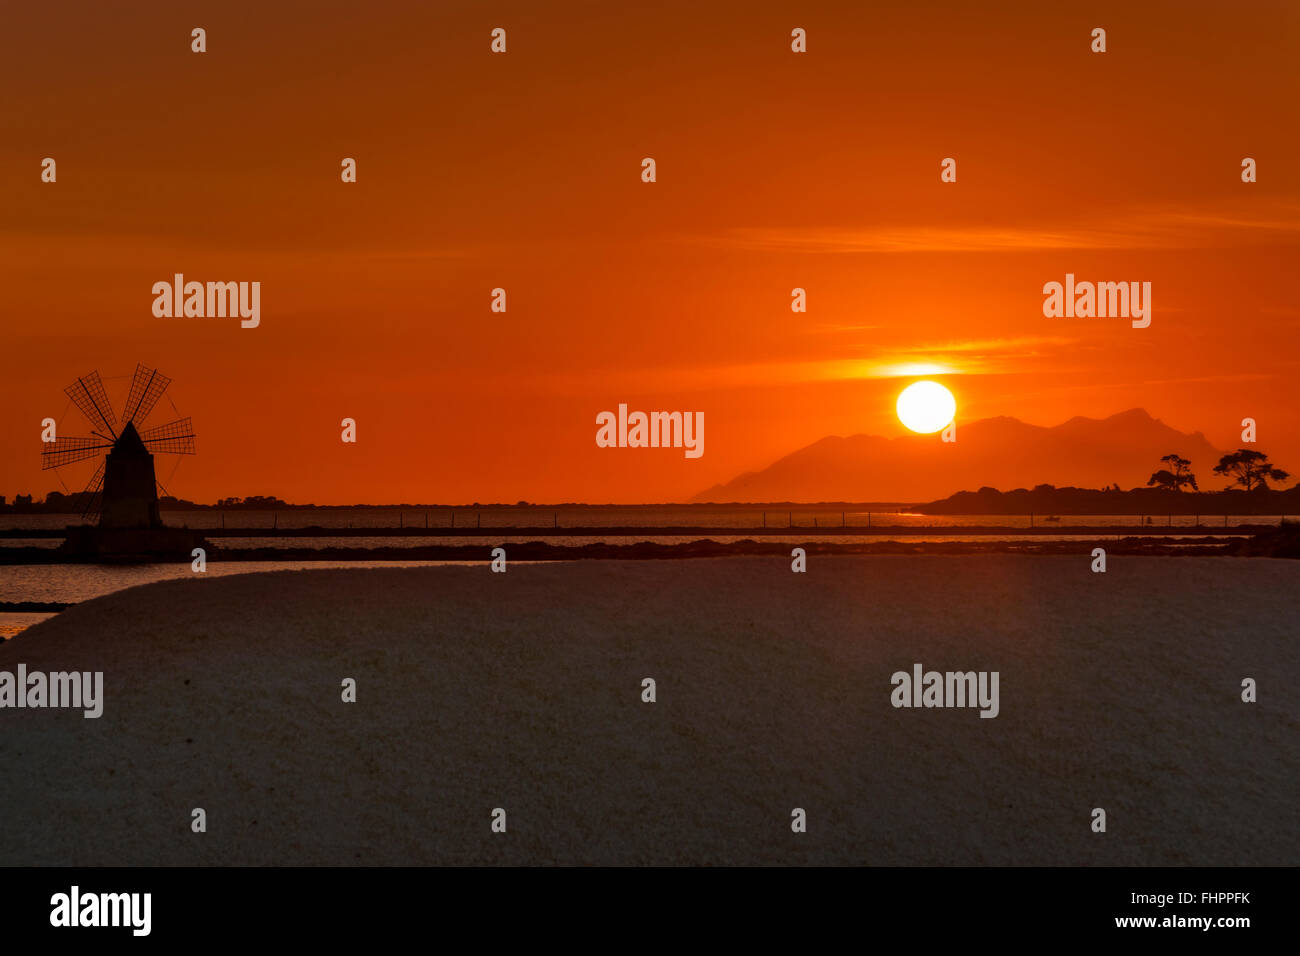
[0,535,1249,566]
[0,521,1285,539]
[0,534,1277,632]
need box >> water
[0,560,474,639]
[1,508,1288,533]
[0,559,475,605]
[211,532,1247,549]
[0,612,55,640]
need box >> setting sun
[897,381,956,434]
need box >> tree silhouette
[1213,449,1290,491]
[1147,454,1198,492]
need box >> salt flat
[0,556,1295,865]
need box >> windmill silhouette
[41,364,196,528]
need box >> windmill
[41,364,196,529]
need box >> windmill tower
[41,365,196,531]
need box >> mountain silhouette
[692,409,1228,503]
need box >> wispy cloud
[692,201,1300,254]
[897,335,1075,355]
[1051,371,1277,391]
[532,336,1076,392]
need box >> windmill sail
[139,417,196,455]
[63,371,117,438]
[41,436,114,470]
[77,460,106,521]
[122,363,172,426]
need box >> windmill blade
[122,363,172,426]
[139,416,196,454]
[63,371,117,438]
[78,460,106,522]
[41,436,113,470]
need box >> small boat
[1044,515,1061,523]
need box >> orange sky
[2,0,1298,503]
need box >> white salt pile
[0,556,1295,865]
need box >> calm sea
[3,506,1286,536]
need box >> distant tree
[1147,470,1178,491]
[238,495,287,508]
[1147,454,1198,493]
[1213,449,1290,491]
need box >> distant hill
[693,409,1231,503]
